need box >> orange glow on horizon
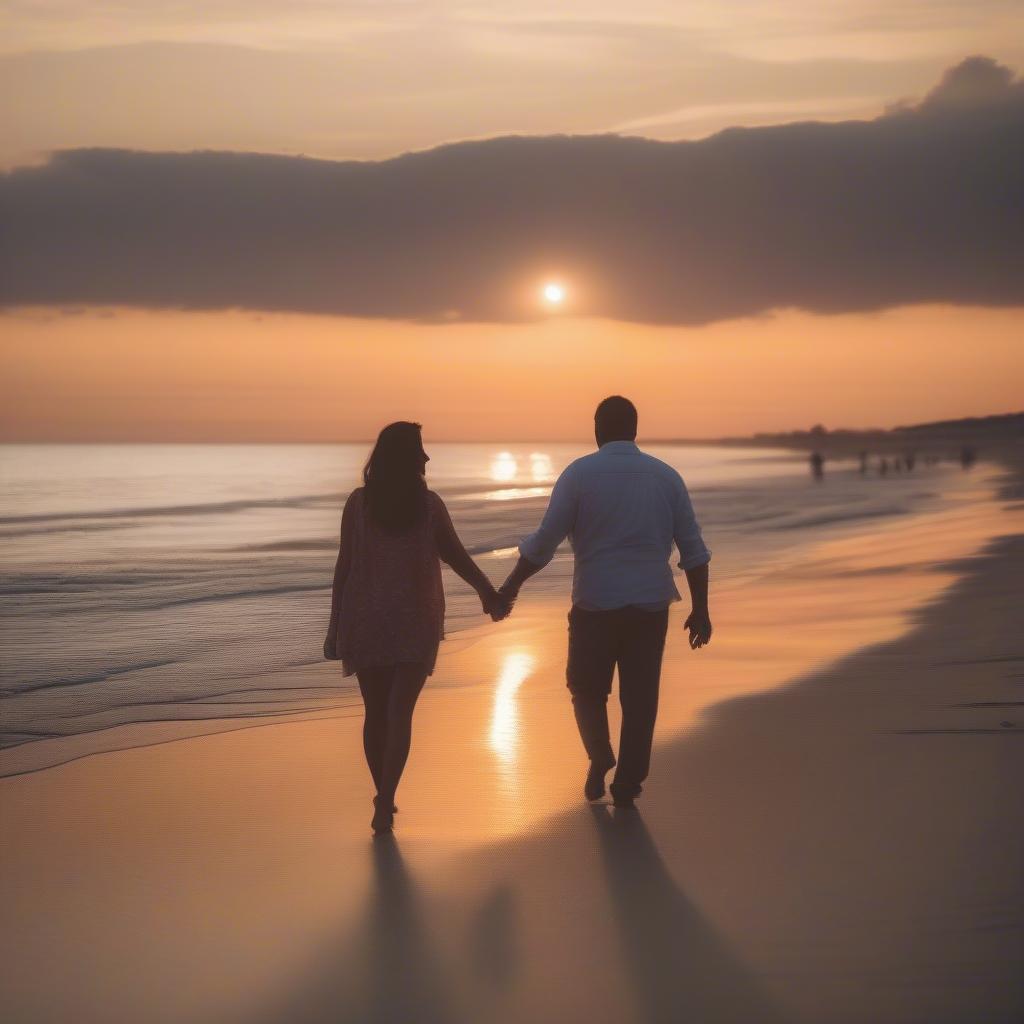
[1,304,1021,442]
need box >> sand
[1,460,1022,1023]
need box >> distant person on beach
[810,451,825,480]
[323,421,510,834]
[499,396,712,809]
[960,446,977,470]
[858,451,869,474]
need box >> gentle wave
[0,490,343,527]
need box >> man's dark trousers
[566,604,669,800]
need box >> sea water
[0,443,977,775]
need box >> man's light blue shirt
[518,441,711,610]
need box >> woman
[323,422,508,834]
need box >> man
[500,396,712,809]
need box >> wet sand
[1,463,1022,1023]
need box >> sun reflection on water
[529,452,554,482]
[490,452,518,482]
[489,650,535,765]
[481,486,549,502]
[486,449,554,496]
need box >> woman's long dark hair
[362,421,428,531]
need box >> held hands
[481,585,513,622]
[684,608,712,650]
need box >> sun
[542,281,566,305]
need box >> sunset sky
[1,2,1022,440]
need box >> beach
[5,8,1023,1021]
[1,444,1022,1023]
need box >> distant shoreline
[660,410,1023,461]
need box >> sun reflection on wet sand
[489,651,535,766]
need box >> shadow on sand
[588,804,785,1024]
[258,833,455,1024]
[263,806,783,1024]
[356,834,455,1024]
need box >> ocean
[0,442,979,776]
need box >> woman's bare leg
[377,663,429,806]
[357,667,394,795]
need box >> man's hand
[683,608,712,650]
[499,556,542,609]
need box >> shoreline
[1,455,1021,1022]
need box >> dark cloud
[1,57,1022,325]
[920,54,1021,110]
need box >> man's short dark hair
[594,396,638,441]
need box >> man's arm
[673,475,712,649]
[501,465,577,602]
[682,562,712,649]
[500,554,545,600]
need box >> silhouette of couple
[324,396,712,834]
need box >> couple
[324,396,712,835]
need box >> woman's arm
[432,494,509,620]
[323,490,357,659]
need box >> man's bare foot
[585,762,612,801]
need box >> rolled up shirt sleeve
[518,464,578,567]
[673,476,711,570]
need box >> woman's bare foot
[371,796,394,835]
